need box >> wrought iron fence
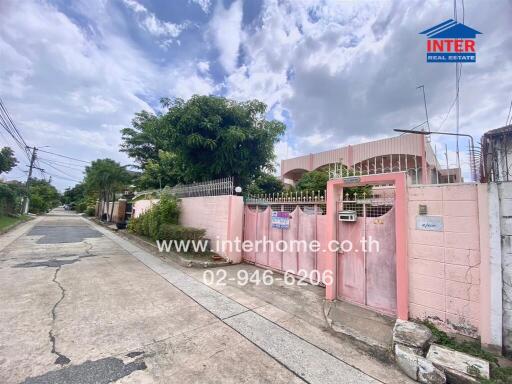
[168,177,234,198]
[338,189,395,217]
[245,190,327,213]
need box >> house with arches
[281,133,461,186]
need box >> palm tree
[84,159,131,221]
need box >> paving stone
[427,344,490,382]
[417,357,446,384]
[393,319,433,350]
[395,344,446,384]
[395,344,420,381]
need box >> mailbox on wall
[338,210,357,222]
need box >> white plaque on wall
[416,215,444,231]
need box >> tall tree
[246,173,284,196]
[0,147,17,174]
[120,110,169,167]
[28,179,60,214]
[296,170,329,192]
[121,96,286,188]
[62,183,86,204]
[84,159,131,221]
[137,150,181,190]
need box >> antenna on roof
[416,85,430,133]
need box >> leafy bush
[159,223,206,242]
[76,201,88,213]
[0,182,24,215]
[28,179,60,214]
[85,206,96,216]
[128,195,181,240]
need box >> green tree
[62,183,86,205]
[295,168,371,197]
[120,110,169,167]
[296,169,329,192]
[28,179,60,214]
[0,147,18,174]
[121,96,286,188]
[137,151,181,190]
[246,173,284,196]
[0,181,25,215]
[84,159,132,221]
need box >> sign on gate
[271,211,290,229]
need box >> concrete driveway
[0,209,412,384]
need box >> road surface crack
[49,266,71,365]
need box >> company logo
[420,19,482,63]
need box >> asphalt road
[0,209,412,384]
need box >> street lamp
[394,129,477,182]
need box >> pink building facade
[281,133,461,186]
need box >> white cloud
[0,0,214,189]
[197,61,210,74]
[210,0,243,72]
[224,0,512,160]
[189,0,211,13]
[122,0,186,43]
[1,0,511,190]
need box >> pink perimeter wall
[132,196,244,263]
[408,184,482,338]
[132,199,160,218]
[179,195,244,263]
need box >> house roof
[483,124,512,137]
[420,19,482,39]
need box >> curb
[87,217,232,269]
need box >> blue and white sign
[271,211,290,229]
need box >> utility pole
[22,146,37,214]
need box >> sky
[0,0,511,190]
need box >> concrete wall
[407,184,482,338]
[132,199,160,218]
[498,183,512,353]
[132,195,244,263]
[97,200,126,223]
[180,195,244,263]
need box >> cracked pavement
[0,209,413,383]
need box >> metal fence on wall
[245,190,327,214]
[169,177,234,198]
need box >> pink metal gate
[243,195,329,283]
[336,189,397,315]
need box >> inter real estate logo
[420,19,482,63]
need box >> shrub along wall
[0,183,24,216]
[128,195,208,254]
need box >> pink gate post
[325,172,408,320]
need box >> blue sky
[1,0,511,190]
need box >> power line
[0,98,31,160]
[36,148,91,164]
[42,171,82,183]
[436,64,463,132]
[37,157,86,170]
[38,159,83,180]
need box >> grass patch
[0,215,29,231]
[481,366,512,384]
[421,321,512,383]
